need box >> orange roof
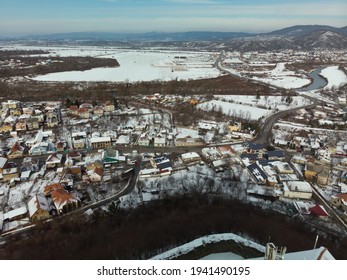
[44,183,64,196]
[336,193,347,201]
[78,108,89,113]
[94,167,103,177]
[69,105,78,110]
[51,189,79,211]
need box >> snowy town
[0,41,347,260]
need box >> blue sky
[0,0,346,35]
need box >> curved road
[215,51,322,145]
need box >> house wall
[31,209,50,222]
[331,197,347,211]
[305,170,316,182]
[283,189,312,200]
[73,141,85,149]
[317,175,328,186]
[91,141,112,149]
[3,172,19,182]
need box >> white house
[283,181,312,200]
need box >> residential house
[175,136,205,147]
[266,150,285,161]
[2,163,19,182]
[247,163,268,185]
[7,142,24,159]
[28,194,54,221]
[15,119,27,131]
[88,167,103,182]
[150,155,173,172]
[79,103,93,112]
[104,101,115,112]
[56,141,66,152]
[138,133,150,146]
[86,160,103,171]
[66,166,82,180]
[26,117,40,131]
[3,206,28,222]
[91,137,112,149]
[69,105,79,116]
[10,108,22,117]
[115,135,130,146]
[227,120,242,132]
[64,156,74,167]
[44,183,80,214]
[292,156,306,165]
[46,111,59,128]
[305,163,330,186]
[46,153,63,169]
[20,170,31,181]
[246,142,265,154]
[0,157,8,174]
[274,162,295,174]
[2,100,20,110]
[103,149,120,164]
[309,204,329,221]
[78,108,90,119]
[29,142,49,155]
[0,122,13,133]
[72,132,87,149]
[283,181,312,200]
[181,152,202,164]
[331,193,347,211]
[68,151,82,162]
[32,110,44,123]
[93,106,104,116]
[22,107,34,115]
[154,136,166,147]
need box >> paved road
[0,160,141,244]
[253,103,318,144]
[215,51,323,145]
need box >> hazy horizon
[1,0,346,36]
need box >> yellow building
[227,121,242,132]
[305,163,329,186]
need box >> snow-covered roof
[154,137,166,144]
[50,188,79,212]
[3,206,28,220]
[28,194,50,217]
[282,246,335,260]
[116,135,130,145]
[0,157,7,169]
[46,153,63,163]
[71,131,87,138]
[140,168,159,175]
[181,152,201,160]
[20,170,31,180]
[90,136,111,143]
[284,181,312,193]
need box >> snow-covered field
[197,94,312,120]
[197,100,272,120]
[23,46,221,82]
[214,95,311,111]
[250,63,311,89]
[320,66,347,89]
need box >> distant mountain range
[2,25,347,51]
